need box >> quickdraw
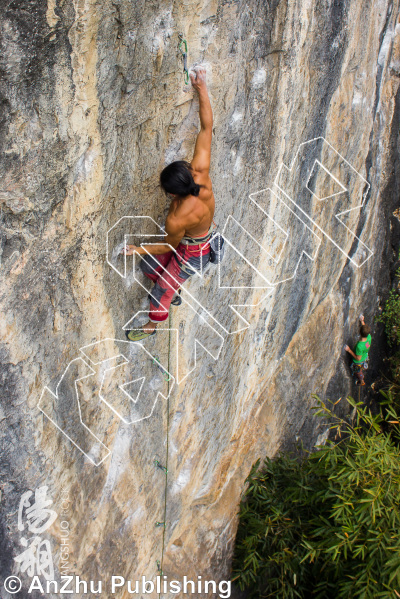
[152,355,173,382]
[178,34,189,85]
[156,560,163,575]
[154,458,168,473]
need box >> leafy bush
[233,264,400,598]
[232,398,400,599]
[376,289,400,347]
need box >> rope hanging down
[178,34,189,84]
[155,312,172,585]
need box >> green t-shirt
[353,334,372,364]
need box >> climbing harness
[177,224,217,274]
[180,224,214,246]
[178,34,189,84]
[350,356,369,380]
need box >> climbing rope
[178,34,189,85]
[156,312,172,583]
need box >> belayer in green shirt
[345,314,372,386]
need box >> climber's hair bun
[160,160,201,198]
[191,183,201,196]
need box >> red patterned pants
[140,241,211,323]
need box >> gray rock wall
[1,0,400,597]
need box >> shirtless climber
[123,67,215,342]
[344,314,372,386]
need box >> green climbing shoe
[125,329,156,342]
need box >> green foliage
[377,258,400,437]
[233,263,400,598]
[376,289,400,347]
[232,398,400,599]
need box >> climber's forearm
[198,88,213,131]
[345,345,357,359]
[123,243,173,256]
[137,244,173,255]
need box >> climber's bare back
[167,170,215,239]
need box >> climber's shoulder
[191,166,213,194]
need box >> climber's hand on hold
[344,345,350,352]
[122,244,141,256]
[190,67,207,92]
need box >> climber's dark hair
[160,161,201,198]
[360,324,370,338]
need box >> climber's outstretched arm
[190,67,213,175]
[344,345,362,361]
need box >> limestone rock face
[1,0,400,596]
